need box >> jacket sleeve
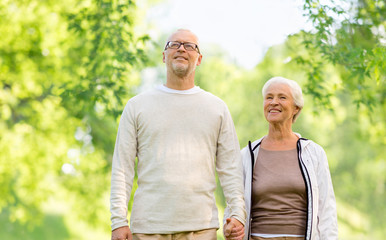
[110,102,138,231]
[315,145,339,239]
[216,106,247,226]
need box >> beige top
[251,148,307,235]
[110,85,246,233]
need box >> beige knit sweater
[110,85,246,233]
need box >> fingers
[224,218,245,240]
[112,234,130,240]
[231,223,244,232]
[111,235,127,240]
[225,233,244,240]
[227,234,244,240]
[224,218,234,237]
[229,225,244,238]
[111,226,131,240]
[226,231,245,240]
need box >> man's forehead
[167,30,199,44]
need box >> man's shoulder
[198,89,228,106]
[127,88,161,104]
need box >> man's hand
[111,226,132,240]
[223,217,245,240]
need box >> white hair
[262,76,304,122]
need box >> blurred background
[0,0,385,239]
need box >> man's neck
[165,73,195,90]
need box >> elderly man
[110,29,246,240]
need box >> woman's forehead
[266,83,291,93]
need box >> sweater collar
[157,84,202,95]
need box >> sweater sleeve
[315,145,339,239]
[110,102,138,231]
[223,146,249,225]
[216,106,247,225]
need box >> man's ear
[196,54,202,66]
[162,51,166,63]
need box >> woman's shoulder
[240,137,264,158]
[300,138,326,153]
[300,139,328,170]
[242,138,264,150]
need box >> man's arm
[216,106,247,225]
[110,103,138,231]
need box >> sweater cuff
[230,215,246,226]
[229,207,247,226]
[111,220,129,231]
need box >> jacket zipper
[247,140,261,240]
[297,138,313,240]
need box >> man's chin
[172,66,189,77]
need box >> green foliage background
[0,0,384,239]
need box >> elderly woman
[224,77,338,240]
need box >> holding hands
[111,226,132,240]
[224,218,245,240]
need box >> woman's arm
[316,146,339,239]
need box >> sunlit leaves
[301,0,385,112]
[61,0,148,119]
[0,0,149,235]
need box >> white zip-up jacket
[224,135,338,240]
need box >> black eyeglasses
[164,41,200,54]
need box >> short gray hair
[262,76,304,122]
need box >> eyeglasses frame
[164,41,201,54]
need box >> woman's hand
[223,218,245,240]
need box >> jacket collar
[249,132,310,152]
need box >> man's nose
[177,44,186,51]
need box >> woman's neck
[262,123,299,150]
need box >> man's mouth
[174,56,187,60]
